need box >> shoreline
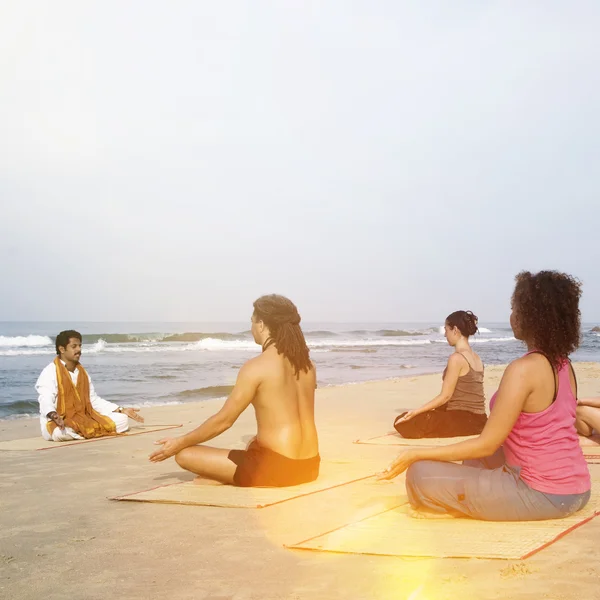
[0,364,446,424]
[4,358,599,424]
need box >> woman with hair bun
[393,310,487,438]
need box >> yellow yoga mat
[0,424,182,451]
[357,434,600,463]
[354,433,476,446]
[112,460,381,509]
[288,492,600,560]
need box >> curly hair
[512,270,582,366]
[253,294,312,378]
[446,310,479,337]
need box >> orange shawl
[47,357,117,439]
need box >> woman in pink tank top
[378,270,591,521]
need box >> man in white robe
[36,330,144,441]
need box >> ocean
[1,321,599,420]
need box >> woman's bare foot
[408,507,456,520]
[192,476,225,486]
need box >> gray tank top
[442,355,486,414]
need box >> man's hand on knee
[47,411,65,430]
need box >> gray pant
[406,448,590,521]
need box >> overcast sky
[1,1,599,323]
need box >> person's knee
[175,447,192,468]
[112,412,129,433]
[406,461,426,488]
[406,462,428,507]
[394,421,418,438]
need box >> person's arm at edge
[578,397,600,408]
[36,366,58,420]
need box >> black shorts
[394,406,487,438]
[228,440,320,487]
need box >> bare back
[251,346,318,459]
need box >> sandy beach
[2,363,600,600]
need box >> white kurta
[35,361,129,441]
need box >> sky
[1,1,599,323]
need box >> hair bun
[445,310,478,337]
[465,311,478,335]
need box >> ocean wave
[314,339,431,348]
[436,326,493,335]
[81,333,158,344]
[376,329,426,337]
[304,330,340,338]
[432,336,515,344]
[0,399,39,419]
[176,385,234,399]
[0,336,435,355]
[133,400,184,408]
[470,337,517,344]
[330,348,378,354]
[162,332,247,342]
[0,335,53,347]
[0,348,55,356]
[194,338,257,351]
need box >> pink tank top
[489,353,590,495]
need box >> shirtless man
[149,295,320,487]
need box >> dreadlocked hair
[253,294,311,378]
[512,270,582,367]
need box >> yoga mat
[357,434,600,463]
[582,445,600,457]
[0,424,183,451]
[112,460,381,508]
[288,491,600,560]
[354,433,476,446]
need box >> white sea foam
[437,326,493,335]
[88,339,107,353]
[132,400,184,408]
[0,348,54,356]
[470,337,517,344]
[0,335,53,347]
[194,338,257,351]
[193,338,434,350]
[0,332,519,356]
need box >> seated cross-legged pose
[394,310,487,438]
[149,294,320,487]
[379,271,591,521]
[36,330,144,442]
